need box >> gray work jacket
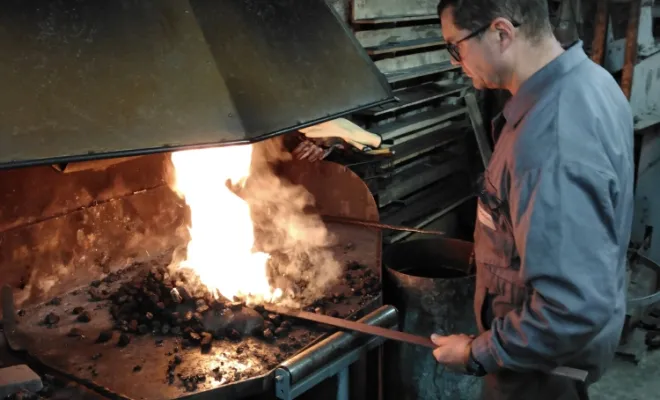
[469,41,635,383]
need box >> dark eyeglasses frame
[447,21,521,62]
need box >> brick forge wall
[0,154,190,314]
[0,133,379,319]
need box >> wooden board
[353,0,438,21]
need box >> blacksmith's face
[440,7,518,90]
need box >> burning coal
[168,143,342,308]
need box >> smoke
[167,138,342,309]
[242,139,342,308]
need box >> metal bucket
[382,237,482,400]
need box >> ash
[102,259,380,390]
[12,224,381,398]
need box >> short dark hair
[437,0,553,41]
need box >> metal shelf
[371,105,468,142]
[352,14,438,25]
[383,62,459,83]
[355,83,467,117]
[376,154,465,207]
[365,37,445,55]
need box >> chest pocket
[473,177,517,270]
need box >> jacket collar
[502,40,587,127]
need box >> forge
[0,147,391,400]
[10,225,381,399]
[4,145,392,399]
[0,1,399,397]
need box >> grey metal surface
[382,237,482,400]
[0,0,392,169]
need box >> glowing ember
[170,145,282,305]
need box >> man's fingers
[293,142,310,156]
[294,140,332,162]
[430,334,448,346]
[308,147,326,162]
[298,146,316,160]
[432,346,447,363]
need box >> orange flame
[170,145,282,305]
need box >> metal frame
[275,336,383,400]
[274,305,398,400]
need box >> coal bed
[7,223,382,400]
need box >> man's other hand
[292,140,327,162]
[431,333,473,370]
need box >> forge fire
[6,144,383,398]
[169,144,343,308]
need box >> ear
[490,17,516,50]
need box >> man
[430,1,635,399]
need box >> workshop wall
[0,155,190,312]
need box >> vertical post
[336,368,350,400]
[465,93,492,169]
[590,0,609,65]
[621,0,642,100]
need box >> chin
[471,80,486,90]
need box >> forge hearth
[6,222,381,399]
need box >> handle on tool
[300,118,382,149]
[365,148,393,156]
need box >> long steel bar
[271,307,589,383]
[271,306,435,348]
[321,215,445,236]
[277,305,399,384]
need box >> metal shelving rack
[336,0,484,244]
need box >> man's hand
[431,333,473,371]
[292,140,327,162]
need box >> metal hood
[0,0,393,169]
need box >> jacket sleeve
[470,160,621,373]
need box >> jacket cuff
[470,331,500,374]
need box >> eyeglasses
[446,21,521,62]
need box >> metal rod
[621,0,641,99]
[590,0,609,65]
[278,305,399,384]
[389,194,474,243]
[321,215,446,236]
[270,306,436,348]
[271,306,590,383]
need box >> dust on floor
[590,346,660,400]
